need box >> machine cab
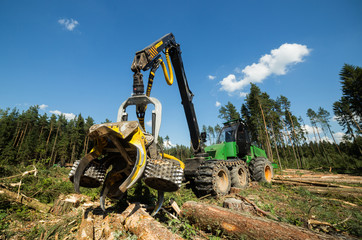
[217,120,252,158]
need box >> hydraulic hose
[160,49,174,85]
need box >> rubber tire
[212,165,231,196]
[249,157,273,183]
[231,163,249,189]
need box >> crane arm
[130,33,204,154]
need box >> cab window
[217,125,237,143]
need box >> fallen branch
[0,165,37,180]
[181,201,337,240]
[0,187,51,213]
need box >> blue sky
[1,0,361,146]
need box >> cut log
[77,209,95,240]
[275,176,362,185]
[181,201,338,240]
[0,187,51,213]
[273,178,356,189]
[120,203,184,240]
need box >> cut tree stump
[50,194,84,215]
[223,197,255,214]
[181,201,338,240]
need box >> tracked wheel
[69,160,106,188]
[230,162,249,189]
[194,161,231,197]
[249,157,273,183]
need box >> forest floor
[0,165,361,239]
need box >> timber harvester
[69,33,275,215]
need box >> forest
[0,64,361,174]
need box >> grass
[1,163,361,239]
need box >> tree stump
[50,194,85,215]
[223,197,255,214]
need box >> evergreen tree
[218,101,240,121]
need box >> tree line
[0,64,360,172]
[0,107,95,167]
[201,64,361,172]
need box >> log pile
[273,169,362,198]
[275,169,362,185]
[77,203,184,240]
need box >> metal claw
[151,190,164,217]
[73,153,97,193]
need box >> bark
[181,201,337,240]
[0,187,51,213]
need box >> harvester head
[69,95,184,216]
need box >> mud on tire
[194,161,231,197]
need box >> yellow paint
[159,49,174,86]
[154,40,163,49]
[161,153,185,169]
[128,128,147,181]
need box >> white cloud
[58,18,79,31]
[146,120,152,127]
[333,132,345,143]
[302,124,345,144]
[164,140,176,149]
[39,104,48,110]
[240,92,248,98]
[220,43,310,94]
[215,101,221,107]
[50,110,76,120]
[208,75,216,80]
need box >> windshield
[217,125,237,143]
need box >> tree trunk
[181,201,337,240]
[0,187,51,213]
[258,101,273,162]
[17,122,29,154]
[326,125,342,154]
[287,112,303,168]
[12,122,22,147]
[315,125,330,165]
[270,122,282,170]
[49,124,60,167]
[281,118,299,169]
